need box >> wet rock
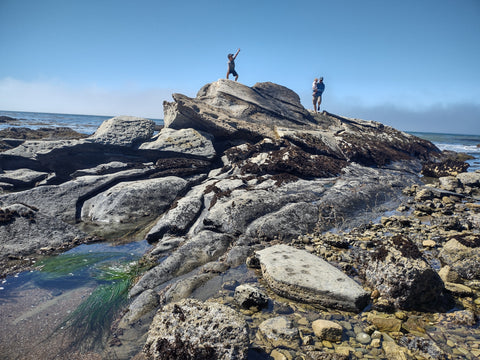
[257,316,300,350]
[437,309,477,326]
[144,298,248,360]
[163,273,215,303]
[305,352,350,360]
[89,115,155,147]
[398,336,446,360]
[234,284,269,309]
[311,319,343,341]
[0,126,86,140]
[361,235,449,311]
[256,245,370,312]
[0,115,16,123]
[355,332,371,344]
[140,128,216,159]
[120,289,160,326]
[367,313,402,333]
[130,230,233,297]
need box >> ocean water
[1,110,479,172]
[410,131,480,172]
[0,110,163,135]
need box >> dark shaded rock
[399,336,447,360]
[0,116,16,123]
[234,284,269,309]
[361,235,450,311]
[421,159,470,178]
[224,139,346,178]
[0,126,87,140]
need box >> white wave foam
[435,143,480,154]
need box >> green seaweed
[57,259,149,351]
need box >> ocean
[1,110,480,172]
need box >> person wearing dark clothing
[312,77,325,112]
[226,48,240,81]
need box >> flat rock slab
[256,245,369,312]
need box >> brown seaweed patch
[392,235,423,259]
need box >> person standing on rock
[312,77,325,113]
[226,48,240,81]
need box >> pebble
[356,332,371,344]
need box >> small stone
[271,349,290,360]
[312,319,343,342]
[356,332,371,344]
[422,239,436,248]
[234,284,269,309]
[371,338,381,348]
[322,340,333,348]
[371,289,380,299]
[395,311,407,320]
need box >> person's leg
[317,95,322,111]
[313,95,318,112]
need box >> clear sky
[1,0,479,134]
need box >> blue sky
[1,0,479,134]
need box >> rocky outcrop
[144,298,248,360]
[164,80,439,169]
[2,80,478,358]
[256,245,370,312]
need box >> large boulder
[255,245,370,312]
[362,235,449,311]
[144,298,248,360]
[89,115,155,147]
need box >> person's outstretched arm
[233,48,240,59]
